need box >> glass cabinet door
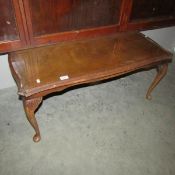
[121,0,175,31]
[23,0,123,46]
[130,0,175,22]
[0,0,27,53]
[28,0,122,37]
[0,0,19,42]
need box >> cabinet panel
[1,0,175,53]
[121,0,175,31]
[0,0,28,54]
[0,0,19,41]
[130,0,175,22]
[29,0,122,37]
[23,0,123,46]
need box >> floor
[0,59,175,175]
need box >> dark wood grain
[29,0,122,36]
[124,18,175,31]
[23,0,123,47]
[130,0,175,22]
[122,0,175,31]
[0,0,175,53]
[0,0,28,54]
[21,0,175,48]
[0,0,19,41]
[9,32,172,97]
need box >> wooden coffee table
[8,32,172,142]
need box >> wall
[0,26,175,90]
[0,54,15,89]
[142,26,175,52]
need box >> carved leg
[23,97,43,142]
[146,63,168,100]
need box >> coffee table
[9,32,173,142]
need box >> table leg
[23,97,43,142]
[146,63,168,100]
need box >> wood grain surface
[9,32,172,97]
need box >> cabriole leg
[23,97,43,142]
[146,63,168,100]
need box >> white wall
[0,26,175,90]
[142,26,175,52]
[0,54,15,89]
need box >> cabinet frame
[23,0,126,47]
[0,0,175,53]
[120,0,175,31]
[0,0,29,53]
